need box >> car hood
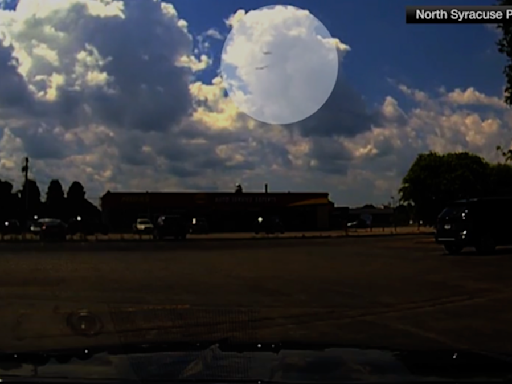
[1,346,511,382]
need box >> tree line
[399,152,512,226]
[1,151,510,230]
[0,179,101,224]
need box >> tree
[19,179,41,221]
[67,181,86,202]
[65,181,100,222]
[497,144,512,163]
[66,181,86,219]
[0,180,19,221]
[488,162,512,196]
[45,179,65,219]
[393,205,410,226]
[497,0,512,106]
[399,152,491,225]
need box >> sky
[0,0,508,206]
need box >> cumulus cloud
[442,87,506,109]
[0,0,509,206]
[220,5,347,126]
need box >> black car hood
[1,346,511,382]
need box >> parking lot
[1,234,512,355]
[0,226,431,243]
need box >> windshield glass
[38,219,60,224]
[3,1,512,383]
[438,205,469,219]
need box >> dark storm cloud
[10,124,88,160]
[1,0,195,134]
[11,127,67,159]
[0,41,35,112]
[290,63,398,139]
[52,0,194,133]
[307,137,353,175]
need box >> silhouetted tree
[235,184,243,194]
[66,181,100,222]
[66,181,86,219]
[67,181,86,202]
[393,205,410,226]
[45,179,65,220]
[488,162,512,196]
[19,179,41,221]
[497,144,512,163]
[0,180,19,221]
[497,0,512,106]
[399,152,491,225]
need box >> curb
[0,231,434,251]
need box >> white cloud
[220,5,345,125]
[442,87,506,109]
[0,0,509,206]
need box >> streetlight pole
[21,157,29,226]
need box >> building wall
[101,191,333,232]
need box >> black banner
[406,6,512,23]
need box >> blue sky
[171,0,504,110]
[0,0,509,205]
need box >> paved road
[1,236,512,356]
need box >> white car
[133,218,154,234]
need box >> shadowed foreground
[0,236,511,355]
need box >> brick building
[100,191,334,232]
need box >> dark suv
[435,197,512,255]
[153,215,189,240]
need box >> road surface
[1,235,512,356]
[0,226,432,243]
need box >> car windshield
[438,205,468,219]
[39,218,60,224]
[4,2,512,383]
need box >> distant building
[349,205,395,227]
[100,191,334,232]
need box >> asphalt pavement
[0,226,433,245]
[1,235,512,356]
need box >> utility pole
[21,157,29,222]
[391,195,396,231]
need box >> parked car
[255,216,285,234]
[153,215,188,240]
[347,219,370,229]
[1,219,21,235]
[190,217,209,234]
[133,218,154,234]
[29,220,43,234]
[37,218,68,241]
